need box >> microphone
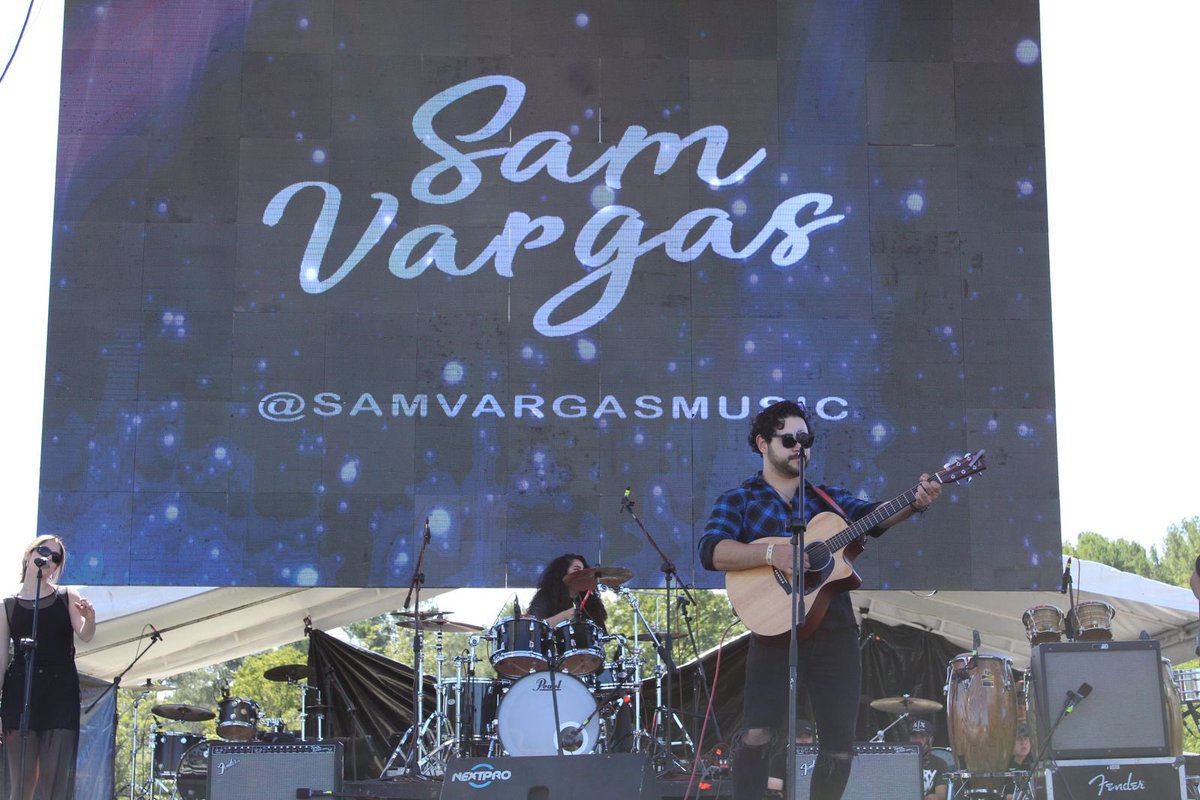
[423,517,431,544]
[513,597,521,619]
[972,629,981,651]
[1064,682,1093,715]
[295,790,336,798]
[33,555,48,568]
[559,725,584,752]
[149,624,164,642]
[1060,557,1072,594]
[620,486,632,513]
[793,430,815,448]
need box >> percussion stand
[620,491,690,774]
[389,518,433,778]
[867,711,909,743]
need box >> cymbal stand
[617,586,690,769]
[868,711,910,743]
[126,693,154,800]
[422,626,455,769]
[382,519,433,779]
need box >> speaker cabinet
[1042,757,1184,800]
[1031,640,1168,759]
[791,744,921,800]
[207,741,342,800]
[440,754,658,799]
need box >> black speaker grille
[207,741,342,800]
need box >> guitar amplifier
[1042,757,1184,800]
[792,743,921,800]
[207,741,342,800]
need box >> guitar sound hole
[806,542,832,572]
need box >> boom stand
[621,489,717,773]
[393,519,432,777]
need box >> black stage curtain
[662,619,968,750]
[307,629,437,781]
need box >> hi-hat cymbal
[264,664,315,683]
[394,616,483,634]
[151,703,215,722]
[869,695,943,715]
[563,566,634,592]
[124,681,174,693]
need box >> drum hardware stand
[614,586,664,755]
[867,710,911,743]
[383,517,435,779]
[620,489,697,775]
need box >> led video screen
[40,0,1057,589]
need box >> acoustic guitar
[725,451,987,637]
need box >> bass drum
[497,672,599,756]
[175,739,210,800]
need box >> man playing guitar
[699,400,941,800]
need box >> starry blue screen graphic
[40,0,1058,590]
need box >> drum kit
[126,664,323,800]
[383,565,697,778]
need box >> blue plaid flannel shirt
[699,471,882,629]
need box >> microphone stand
[16,562,46,800]
[621,489,694,774]
[400,519,432,777]
[785,460,809,800]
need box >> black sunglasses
[774,430,814,449]
[35,545,64,565]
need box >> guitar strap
[808,483,850,522]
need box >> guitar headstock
[936,450,987,485]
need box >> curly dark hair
[529,553,608,629]
[747,400,811,454]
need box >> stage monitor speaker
[207,741,342,800]
[1031,640,1168,759]
[440,754,658,799]
[792,743,921,800]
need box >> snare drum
[1021,605,1065,645]
[946,653,1017,775]
[152,731,204,778]
[590,659,633,692]
[1068,600,1115,641]
[553,619,605,675]
[216,696,260,741]
[497,672,599,756]
[489,616,553,677]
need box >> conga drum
[946,653,1018,773]
[1162,657,1184,756]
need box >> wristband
[765,542,775,568]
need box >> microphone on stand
[620,486,632,513]
[1064,682,1092,715]
[1060,557,1072,594]
[149,624,164,642]
[423,516,431,543]
[513,597,522,619]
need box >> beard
[768,448,804,477]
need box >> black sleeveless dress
[2,588,81,731]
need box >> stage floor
[342,773,732,798]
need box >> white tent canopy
[74,558,1200,684]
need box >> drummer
[526,554,609,630]
[909,719,948,800]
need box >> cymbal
[151,703,215,722]
[394,616,483,634]
[124,681,174,693]
[633,632,683,642]
[869,695,943,715]
[264,664,314,683]
[563,566,634,592]
[390,610,451,619]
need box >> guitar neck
[820,481,930,555]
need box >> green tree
[602,588,745,668]
[1152,517,1200,588]
[1063,531,1157,579]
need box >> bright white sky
[0,1,1197,577]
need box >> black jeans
[740,626,860,799]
